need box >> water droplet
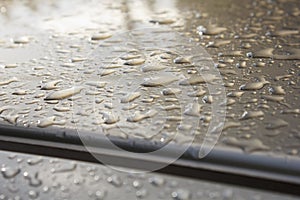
[71,57,87,62]
[141,64,167,72]
[91,33,112,40]
[202,95,213,104]
[41,80,62,90]
[280,109,300,114]
[240,110,264,120]
[124,58,145,66]
[171,189,191,200]
[141,75,178,87]
[180,74,218,86]
[222,189,234,200]
[61,63,75,68]
[223,137,269,153]
[150,18,175,25]
[187,89,206,97]
[37,116,66,128]
[269,86,286,95]
[162,88,182,96]
[133,180,143,189]
[141,98,154,103]
[127,110,158,122]
[265,118,289,130]
[1,166,20,179]
[51,162,77,173]
[253,61,266,67]
[206,40,231,48]
[28,190,39,199]
[270,30,299,37]
[122,103,138,110]
[223,121,241,131]
[95,189,107,200]
[121,54,142,60]
[0,77,18,86]
[218,50,243,57]
[44,87,83,100]
[197,25,227,35]
[99,69,116,76]
[14,36,30,44]
[236,61,247,68]
[274,74,292,81]
[164,104,181,111]
[53,106,70,112]
[227,91,244,98]
[4,63,18,68]
[107,175,123,187]
[149,176,165,187]
[24,172,42,187]
[101,112,119,124]
[120,92,141,103]
[12,90,27,95]
[261,95,285,103]
[0,113,19,124]
[251,48,274,58]
[173,56,191,64]
[184,100,202,117]
[27,157,43,165]
[136,189,148,199]
[240,81,269,91]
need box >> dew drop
[184,100,202,117]
[127,110,158,122]
[91,33,112,40]
[149,176,165,187]
[240,81,269,91]
[44,87,83,100]
[0,77,18,86]
[136,189,148,199]
[141,75,178,87]
[1,166,20,179]
[14,36,30,44]
[124,58,145,66]
[223,137,270,153]
[28,190,39,199]
[171,189,191,200]
[141,65,167,72]
[269,86,286,95]
[101,112,119,124]
[37,116,66,128]
[197,25,227,35]
[240,110,264,120]
[41,80,62,90]
[173,56,191,64]
[265,118,289,130]
[120,92,141,103]
[107,175,123,187]
[162,88,182,96]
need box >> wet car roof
[0,0,300,198]
[0,0,299,156]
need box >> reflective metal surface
[0,0,299,198]
[0,150,298,200]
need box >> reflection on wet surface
[0,0,300,157]
[0,150,298,200]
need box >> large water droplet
[1,166,20,179]
[171,189,191,200]
[44,87,83,100]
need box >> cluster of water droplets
[0,0,299,156]
[0,150,296,200]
